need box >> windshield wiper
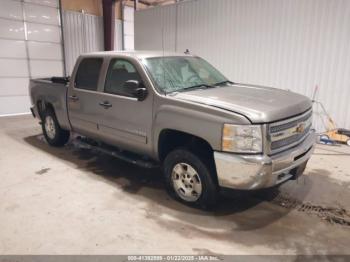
[214,80,234,86]
[180,84,214,92]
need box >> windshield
[142,56,228,93]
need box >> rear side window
[75,58,103,91]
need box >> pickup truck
[29,51,315,208]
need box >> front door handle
[69,95,79,102]
[99,101,112,109]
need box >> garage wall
[0,0,64,116]
[135,0,350,132]
[62,11,123,75]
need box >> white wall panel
[24,0,58,8]
[135,5,176,51]
[27,41,62,60]
[123,21,134,35]
[0,0,63,115]
[0,96,31,115]
[135,0,350,131]
[24,3,59,25]
[0,39,26,58]
[114,19,123,50]
[124,6,134,22]
[124,35,134,50]
[26,22,61,42]
[30,60,63,77]
[0,0,23,21]
[0,78,29,96]
[123,6,134,50]
[0,59,28,77]
[0,18,25,39]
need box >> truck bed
[29,77,71,130]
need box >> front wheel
[163,148,218,209]
[42,109,70,147]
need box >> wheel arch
[158,129,214,161]
[36,100,55,120]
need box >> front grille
[270,111,312,133]
[268,109,312,154]
[271,125,311,150]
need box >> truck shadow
[23,134,312,232]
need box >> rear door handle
[69,95,79,102]
[99,101,112,109]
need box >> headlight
[222,124,262,153]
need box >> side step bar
[72,136,159,169]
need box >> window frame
[74,57,104,92]
[103,58,144,98]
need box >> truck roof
[81,50,193,59]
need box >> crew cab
[29,51,315,208]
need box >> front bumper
[214,130,316,190]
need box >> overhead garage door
[0,0,64,116]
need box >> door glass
[104,59,142,96]
[75,58,103,91]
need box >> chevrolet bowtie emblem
[296,122,305,133]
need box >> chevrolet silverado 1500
[29,51,315,208]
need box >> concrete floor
[0,115,349,255]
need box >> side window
[75,58,103,91]
[104,59,142,96]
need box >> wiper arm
[214,80,234,86]
[181,84,214,91]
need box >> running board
[72,136,159,169]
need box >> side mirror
[123,80,148,101]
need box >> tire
[347,139,350,146]
[163,148,218,209]
[41,108,70,147]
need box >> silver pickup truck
[29,51,315,208]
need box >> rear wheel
[42,108,70,147]
[163,148,218,209]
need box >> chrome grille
[270,111,312,133]
[268,110,312,154]
[271,125,311,150]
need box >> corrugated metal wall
[62,11,123,75]
[135,5,176,51]
[135,0,350,132]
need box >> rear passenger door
[67,57,104,139]
[96,58,153,155]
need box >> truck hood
[171,83,312,123]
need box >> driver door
[96,58,153,155]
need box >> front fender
[152,104,250,159]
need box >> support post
[102,0,116,51]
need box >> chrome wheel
[171,162,202,202]
[44,115,56,139]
